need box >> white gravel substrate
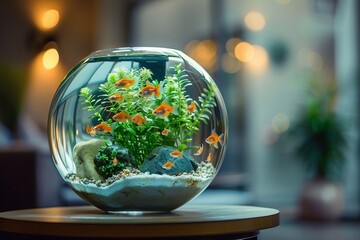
[65,162,216,212]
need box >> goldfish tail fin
[86,124,91,134]
[162,98,178,115]
[172,105,179,115]
[194,144,203,156]
[219,133,224,146]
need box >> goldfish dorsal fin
[161,98,172,107]
[161,98,178,115]
[172,105,179,115]
[146,81,154,87]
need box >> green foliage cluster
[94,144,136,178]
[289,77,347,180]
[291,99,346,179]
[95,145,127,178]
[79,64,216,167]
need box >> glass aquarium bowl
[48,47,228,212]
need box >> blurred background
[0,0,359,239]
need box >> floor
[260,215,360,240]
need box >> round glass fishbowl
[48,47,228,212]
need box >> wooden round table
[0,205,279,240]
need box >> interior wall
[22,0,98,130]
[0,0,102,207]
[224,0,332,206]
[225,0,358,209]
[130,0,359,211]
[131,0,212,49]
[0,0,32,66]
[335,0,359,212]
[94,0,130,49]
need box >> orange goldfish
[139,83,161,98]
[108,93,124,102]
[112,111,131,122]
[93,122,112,133]
[112,157,118,166]
[115,78,136,88]
[162,161,174,170]
[206,152,212,162]
[205,129,224,149]
[132,113,146,126]
[187,101,196,113]
[170,150,183,158]
[86,122,112,136]
[86,124,96,136]
[194,144,204,156]
[153,100,177,119]
[161,129,171,136]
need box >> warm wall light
[244,11,266,32]
[33,7,60,31]
[42,9,60,30]
[42,48,59,70]
[27,49,65,129]
[29,7,60,56]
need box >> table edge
[0,205,279,238]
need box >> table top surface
[0,204,279,239]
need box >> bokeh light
[234,41,254,63]
[244,11,266,32]
[272,112,290,133]
[307,51,323,71]
[226,37,241,56]
[222,53,242,74]
[245,45,269,74]
[185,39,218,72]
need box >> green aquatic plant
[94,144,136,178]
[79,64,216,167]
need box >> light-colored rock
[73,139,106,181]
